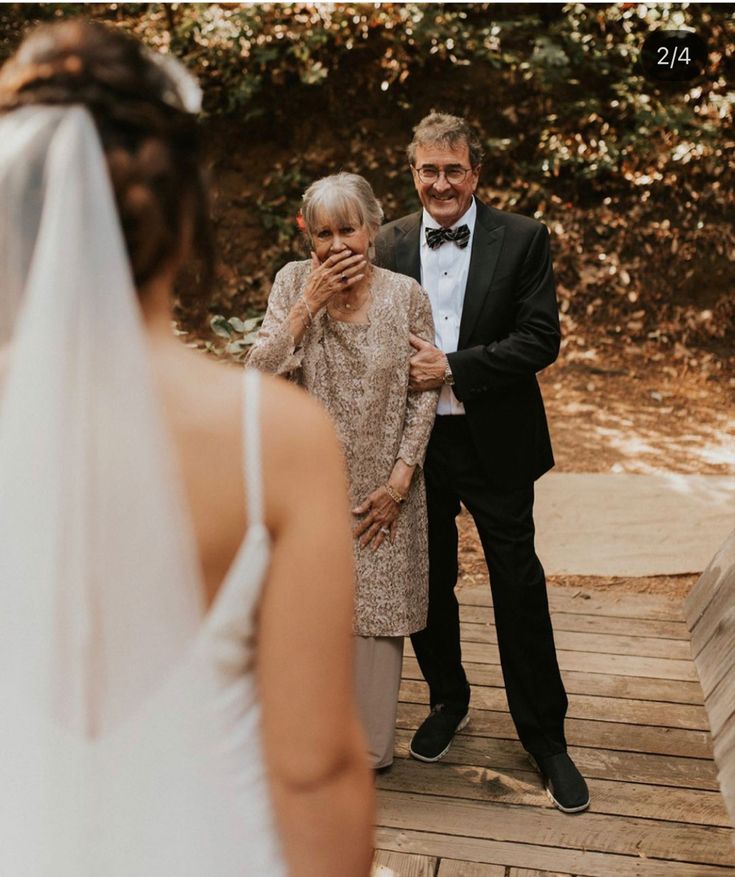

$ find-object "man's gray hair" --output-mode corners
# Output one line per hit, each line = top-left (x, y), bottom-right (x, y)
(301, 172), (384, 238)
(407, 112), (484, 168)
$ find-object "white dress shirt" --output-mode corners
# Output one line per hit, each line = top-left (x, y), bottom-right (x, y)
(419, 197), (477, 415)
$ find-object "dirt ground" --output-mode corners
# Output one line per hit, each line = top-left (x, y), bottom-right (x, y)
(457, 343), (734, 602)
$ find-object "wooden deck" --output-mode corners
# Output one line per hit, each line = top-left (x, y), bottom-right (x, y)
(373, 582), (735, 877)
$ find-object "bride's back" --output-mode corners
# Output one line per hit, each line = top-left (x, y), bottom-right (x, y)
(0, 19), (374, 877)
(147, 337), (321, 610)
(148, 342), (251, 609)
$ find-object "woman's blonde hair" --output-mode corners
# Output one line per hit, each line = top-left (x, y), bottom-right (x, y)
(302, 172), (383, 239)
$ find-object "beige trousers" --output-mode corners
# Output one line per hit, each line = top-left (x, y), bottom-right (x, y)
(354, 635), (405, 769)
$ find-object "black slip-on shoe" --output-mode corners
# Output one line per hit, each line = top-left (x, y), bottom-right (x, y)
(531, 752), (591, 813)
(409, 705), (469, 763)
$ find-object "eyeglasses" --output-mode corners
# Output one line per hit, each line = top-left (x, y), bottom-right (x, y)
(413, 165), (474, 184)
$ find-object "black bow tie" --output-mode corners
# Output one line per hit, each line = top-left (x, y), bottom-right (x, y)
(425, 224), (471, 250)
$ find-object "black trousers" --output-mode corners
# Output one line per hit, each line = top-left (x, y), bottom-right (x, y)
(411, 415), (568, 758)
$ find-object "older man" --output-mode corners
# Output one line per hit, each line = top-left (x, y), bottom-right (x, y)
(375, 112), (589, 812)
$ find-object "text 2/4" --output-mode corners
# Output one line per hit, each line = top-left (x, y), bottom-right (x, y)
(657, 45), (691, 69)
(640, 31), (707, 83)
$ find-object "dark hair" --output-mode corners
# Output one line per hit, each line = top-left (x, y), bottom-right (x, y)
(0, 19), (214, 297)
(407, 112), (484, 168)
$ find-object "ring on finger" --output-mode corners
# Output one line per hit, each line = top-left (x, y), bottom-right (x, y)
(339, 273), (348, 283)
(380, 526), (390, 534)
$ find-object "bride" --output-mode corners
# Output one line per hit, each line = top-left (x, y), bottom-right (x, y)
(0, 19), (373, 877)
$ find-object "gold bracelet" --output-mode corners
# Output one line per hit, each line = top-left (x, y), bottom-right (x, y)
(385, 483), (405, 504)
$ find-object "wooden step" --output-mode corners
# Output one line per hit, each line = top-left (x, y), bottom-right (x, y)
(377, 790), (733, 866)
(460, 605), (690, 640)
(377, 757), (731, 827)
(392, 730), (720, 791)
(402, 657), (704, 705)
(372, 849), (438, 876)
(459, 586), (684, 622)
(396, 702), (713, 759)
(376, 826), (733, 876)
(460, 620), (692, 660)
(398, 680), (710, 730)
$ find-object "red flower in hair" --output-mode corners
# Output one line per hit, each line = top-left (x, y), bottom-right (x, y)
(295, 212), (306, 231)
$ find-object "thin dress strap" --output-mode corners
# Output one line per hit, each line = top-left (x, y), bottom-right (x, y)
(242, 369), (264, 528)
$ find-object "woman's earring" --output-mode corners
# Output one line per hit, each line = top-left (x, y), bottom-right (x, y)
(368, 242), (376, 262)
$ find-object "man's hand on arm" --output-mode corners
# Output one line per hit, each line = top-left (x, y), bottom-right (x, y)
(409, 333), (449, 392)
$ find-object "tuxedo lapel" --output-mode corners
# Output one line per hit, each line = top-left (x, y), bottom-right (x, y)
(394, 212), (422, 283)
(458, 200), (505, 349)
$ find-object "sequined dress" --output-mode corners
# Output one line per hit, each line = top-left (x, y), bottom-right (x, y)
(249, 261), (438, 636)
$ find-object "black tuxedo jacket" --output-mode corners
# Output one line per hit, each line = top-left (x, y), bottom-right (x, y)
(374, 198), (560, 490)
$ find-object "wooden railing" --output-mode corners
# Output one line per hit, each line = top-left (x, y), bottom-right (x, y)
(685, 526), (735, 839)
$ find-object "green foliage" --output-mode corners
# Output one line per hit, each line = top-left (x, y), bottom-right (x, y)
(2, 3), (732, 362)
(172, 4), (733, 358)
(206, 313), (264, 360)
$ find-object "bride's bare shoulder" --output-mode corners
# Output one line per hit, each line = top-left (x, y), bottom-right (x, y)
(210, 366), (347, 534)
(258, 370), (338, 458)
(257, 371), (347, 534)
(161, 348), (339, 477)
(177, 352), (336, 452)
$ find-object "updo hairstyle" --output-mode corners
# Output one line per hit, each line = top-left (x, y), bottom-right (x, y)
(0, 19), (214, 296)
(301, 172), (384, 244)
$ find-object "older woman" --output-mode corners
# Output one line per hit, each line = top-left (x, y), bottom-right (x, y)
(249, 173), (438, 770)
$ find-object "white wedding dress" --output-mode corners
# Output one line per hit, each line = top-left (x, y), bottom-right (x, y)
(70, 368), (288, 876)
(0, 106), (287, 875)
(76, 368), (288, 876)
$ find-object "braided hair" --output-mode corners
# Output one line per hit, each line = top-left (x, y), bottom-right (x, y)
(0, 19), (214, 297)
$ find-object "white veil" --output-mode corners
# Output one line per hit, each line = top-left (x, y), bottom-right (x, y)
(0, 103), (219, 872)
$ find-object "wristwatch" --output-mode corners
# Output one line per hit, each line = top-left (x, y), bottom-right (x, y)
(443, 360), (455, 386)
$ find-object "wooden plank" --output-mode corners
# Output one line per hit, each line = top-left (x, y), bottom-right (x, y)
(685, 528), (735, 826)
(396, 702), (713, 759)
(376, 826), (735, 877)
(399, 680), (710, 730)
(533, 649), (698, 682)
(372, 849), (438, 876)
(508, 871), (572, 877)
(392, 730), (720, 791)
(684, 526), (735, 629)
(690, 553), (735, 657)
(713, 713), (735, 766)
(695, 610), (735, 698)
(455, 640), (698, 682)
(706, 672), (735, 738)
(694, 625), (728, 695)
(377, 757), (732, 827)
(460, 585), (684, 622)
(402, 657), (705, 705)
(460, 621), (692, 659)
(377, 790), (734, 865)
(713, 718), (735, 827)
(437, 861), (505, 876)
(461, 604), (690, 639)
